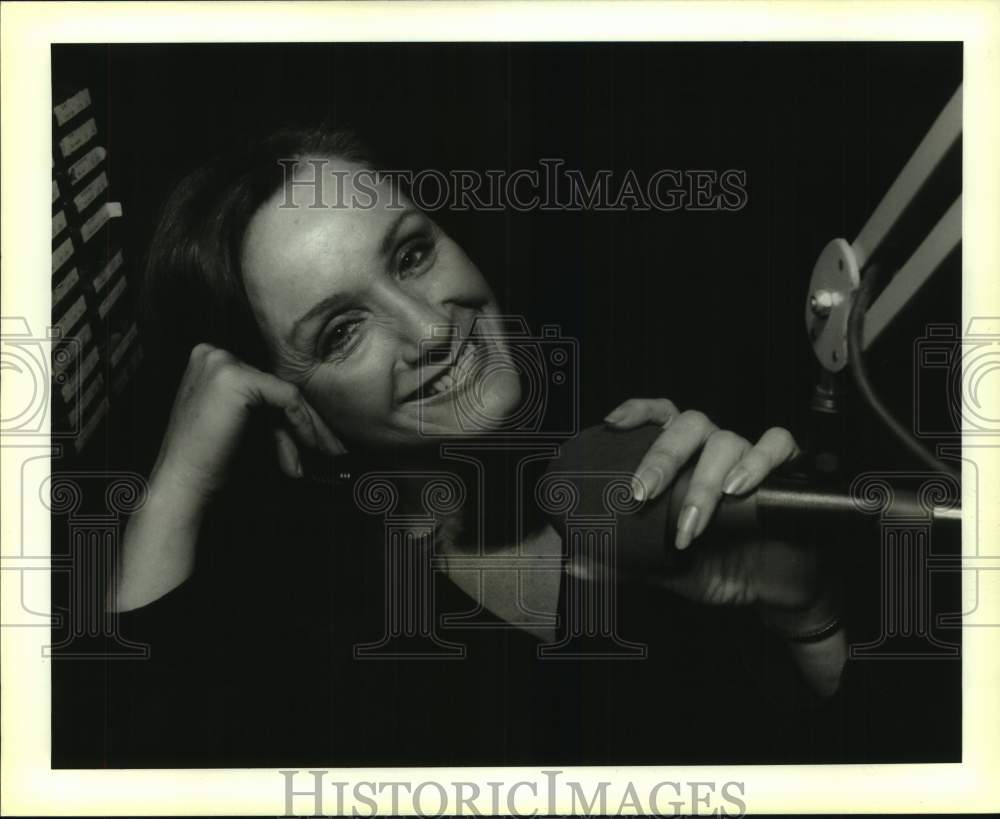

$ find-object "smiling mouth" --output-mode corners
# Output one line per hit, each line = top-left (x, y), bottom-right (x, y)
(402, 335), (483, 405)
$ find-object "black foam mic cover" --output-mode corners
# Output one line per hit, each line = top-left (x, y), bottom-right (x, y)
(540, 422), (690, 574)
(540, 423), (961, 579)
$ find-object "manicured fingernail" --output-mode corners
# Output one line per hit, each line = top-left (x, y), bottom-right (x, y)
(605, 409), (626, 425)
(633, 467), (661, 501)
(723, 466), (750, 495)
(695, 508), (711, 538)
(675, 504), (699, 550)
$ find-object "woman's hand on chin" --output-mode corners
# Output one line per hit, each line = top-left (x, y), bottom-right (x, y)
(112, 343), (345, 612)
(151, 343), (345, 510)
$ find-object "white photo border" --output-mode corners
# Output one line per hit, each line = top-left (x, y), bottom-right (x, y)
(2, 1), (998, 815)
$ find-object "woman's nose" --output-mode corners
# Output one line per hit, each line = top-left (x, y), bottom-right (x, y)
(392, 289), (456, 366)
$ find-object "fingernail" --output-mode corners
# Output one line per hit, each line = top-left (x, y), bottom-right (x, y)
(722, 466), (750, 495)
(295, 458), (304, 479)
(675, 505), (699, 550)
(633, 467), (661, 501)
(605, 409), (626, 425)
(695, 509), (711, 538)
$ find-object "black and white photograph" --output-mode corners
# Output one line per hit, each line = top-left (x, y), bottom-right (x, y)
(2, 2), (999, 816)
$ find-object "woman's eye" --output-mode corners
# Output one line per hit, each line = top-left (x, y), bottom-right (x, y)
(319, 319), (361, 358)
(397, 239), (434, 278)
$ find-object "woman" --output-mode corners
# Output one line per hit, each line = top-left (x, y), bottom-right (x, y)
(104, 126), (850, 766)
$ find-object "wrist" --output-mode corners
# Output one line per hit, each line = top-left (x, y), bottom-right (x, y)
(113, 467), (205, 613)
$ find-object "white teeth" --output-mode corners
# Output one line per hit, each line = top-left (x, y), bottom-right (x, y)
(454, 342), (477, 377)
(417, 340), (479, 400)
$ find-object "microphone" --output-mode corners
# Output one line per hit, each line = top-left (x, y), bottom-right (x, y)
(540, 424), (961, 574)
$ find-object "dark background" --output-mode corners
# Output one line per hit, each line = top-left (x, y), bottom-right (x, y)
(51, 41), (962, 467)
(50, 42), (963, 767)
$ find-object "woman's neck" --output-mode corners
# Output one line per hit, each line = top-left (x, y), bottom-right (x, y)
(358, 443), (563, 640)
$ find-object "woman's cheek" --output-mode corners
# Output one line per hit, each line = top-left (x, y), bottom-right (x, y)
(305, 366), (393, 442)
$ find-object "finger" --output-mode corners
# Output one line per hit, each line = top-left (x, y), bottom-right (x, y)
(677, 430), (751, 548)
(604, 397), (679, 429)
(273, 427), (303, 478)
(721, 426), (800, 496)
(301, 401), (346, 456)
(632, 409), (717, 502)
(230, 363), (345, 455)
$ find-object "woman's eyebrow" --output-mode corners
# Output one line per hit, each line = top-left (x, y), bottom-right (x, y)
(291, 292), (353, 341)
(378, 207), (420, 258)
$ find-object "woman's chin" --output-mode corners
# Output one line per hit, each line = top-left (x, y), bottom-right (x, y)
(454, 368), (524, 433)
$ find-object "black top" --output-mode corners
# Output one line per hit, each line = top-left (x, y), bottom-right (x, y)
(52, 463), (961, 769)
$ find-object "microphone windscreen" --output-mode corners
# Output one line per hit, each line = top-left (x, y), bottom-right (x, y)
(541, 423), (685, 574)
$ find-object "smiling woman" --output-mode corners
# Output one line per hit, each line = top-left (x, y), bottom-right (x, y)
(240, 152), (522, 448)
(90, 121), (850, 764)
(66, 96), (959, 768)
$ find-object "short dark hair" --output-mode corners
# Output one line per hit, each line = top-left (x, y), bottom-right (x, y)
(140, 126), (373, 377)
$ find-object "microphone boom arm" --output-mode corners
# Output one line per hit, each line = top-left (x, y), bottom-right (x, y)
(805, 84), (962, 373)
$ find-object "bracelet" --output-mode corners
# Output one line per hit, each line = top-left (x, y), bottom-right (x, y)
(776, 615), (843, 644)
(758, 590), (844, 643)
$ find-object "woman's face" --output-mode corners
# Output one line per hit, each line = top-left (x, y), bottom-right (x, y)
(241, 157), (522, 451)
